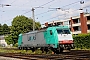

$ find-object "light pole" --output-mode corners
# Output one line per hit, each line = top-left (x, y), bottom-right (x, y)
(79, 1), (84, 14)
(32, 8), (35, 31)
(31, 7), (43, 31)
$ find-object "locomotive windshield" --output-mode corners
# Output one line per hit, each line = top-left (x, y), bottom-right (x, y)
(57, 29), (70, 34)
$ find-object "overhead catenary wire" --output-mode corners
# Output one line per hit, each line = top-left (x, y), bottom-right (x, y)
(32, 0), (55, 31)
(21, 0), (80, 17)
(22, 10), (31, 15)
(35, 10), (56, 16)
(43, 6), (90, 22)
(12, 0), (32, 8)
(1, 0), (79, 17)
(34, 0), (82, 17)
(1, 0), (55, 23)
(35, 1), (81, 21)
(5, 5), (89, 25)
(34, 1), (81, 24)
(0, 0), (56, 25)
(21, 0), (56, 16)
(48, 0), (81, 11)
(10, 0), (17, 4)
(22, 0), (55, 14)
(39, 0), (85, 22)
(38, 0), (55, 7)
(61, 0), (81, 8)
(17, 0), (32, 7)
(0, 0), (32, 15)
(2, 0), (89, 25)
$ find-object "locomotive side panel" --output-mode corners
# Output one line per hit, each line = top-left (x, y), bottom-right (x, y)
(21, 34), (28, 47)
(18, 34), (22, 47)
(44, 27), (58, 48)
(21, 31), (47, 47)
(35, 31), (47, 47)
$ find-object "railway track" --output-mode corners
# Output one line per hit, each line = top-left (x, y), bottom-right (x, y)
(0, 49), (90, 60)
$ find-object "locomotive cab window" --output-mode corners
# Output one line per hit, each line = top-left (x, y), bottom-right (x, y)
(64, 29), (70, 34)
(50, 30), (53, 35)
(56, 29), (63, 34)
(57, 29), (70, 34)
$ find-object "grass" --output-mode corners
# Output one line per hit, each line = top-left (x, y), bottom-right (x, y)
(0, 48), (32, 54)
(0, 47), (90, 54)
(0, 47), (52, 54)
(72, 47), (90, 50)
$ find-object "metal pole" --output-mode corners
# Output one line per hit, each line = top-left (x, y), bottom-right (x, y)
(32, 8), (35, 31)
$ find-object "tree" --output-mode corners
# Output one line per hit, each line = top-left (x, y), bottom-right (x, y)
(5, 34), (14, 45)
(11, 15), (41, 45)
(35, 22), (41, 30)
(0, 24), (10, 35)
(0, 24), (3, 35)
(2, 24), (10, 35)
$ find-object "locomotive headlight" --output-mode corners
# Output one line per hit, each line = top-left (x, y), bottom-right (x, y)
(63, 45), (64, 47)
(71, 44), (74, 47)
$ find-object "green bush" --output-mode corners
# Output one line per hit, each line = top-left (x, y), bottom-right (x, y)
(5, 35), (14, 45)
(73, 33), (90, 49)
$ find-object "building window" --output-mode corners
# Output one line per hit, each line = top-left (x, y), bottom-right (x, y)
(87, 24), (90, 30)
(57, 22), (63, 25)
(87, 16), (90, 20)
(73, 26), (80, 31)
(64, 21), (69, 25)
(73, 18), (79, 24)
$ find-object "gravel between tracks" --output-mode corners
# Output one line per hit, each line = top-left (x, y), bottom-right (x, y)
(0, 50), (90, 60)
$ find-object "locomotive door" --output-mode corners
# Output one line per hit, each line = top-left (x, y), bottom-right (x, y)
(46, 30), (54, 44)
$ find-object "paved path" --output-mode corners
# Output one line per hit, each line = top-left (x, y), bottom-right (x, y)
(0, 56), (25, 60)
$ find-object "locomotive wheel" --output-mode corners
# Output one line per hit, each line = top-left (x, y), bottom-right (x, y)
(58, 47), (61, 53)
(60, 48), (63, 53)
(52, 48), (57, 54)
(44, 47), (49, 54)
(52, 48), (61, 54)
(24, 47), (27, 50)
(52, 48), (63, 54)
(18, 47), (21, 50)
(40, 47), (44, 53)
(31, 48), (36, 53)
(22, 47), (24, 50)
(20, 47), (22, 50)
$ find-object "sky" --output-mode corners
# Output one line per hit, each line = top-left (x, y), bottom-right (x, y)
(0, 0), (90, 26)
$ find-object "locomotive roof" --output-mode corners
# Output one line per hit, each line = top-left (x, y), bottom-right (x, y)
(25, 29), (46, 34)
(20, 25), (69, 35)
(27, 31), (38, 34)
